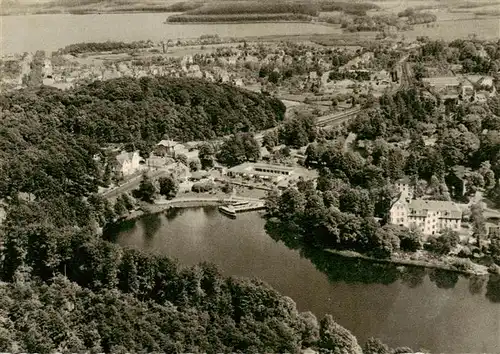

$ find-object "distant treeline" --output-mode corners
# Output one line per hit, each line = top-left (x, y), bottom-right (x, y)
(397, 8), (437, 24)
(318, 1), (379, 16)
(406, 12), (437, 25)
(163, 1), (205, 12)
(185, 1), (319, 16)
(329, 69), (371, 81)
(341, 14), (400, 32)
(167, 13), (313, 22)
(167, 1), (380, 21)
(59, 41), (153, 54)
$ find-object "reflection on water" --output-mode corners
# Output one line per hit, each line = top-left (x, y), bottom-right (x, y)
(142, 213), (163, 244)
(487, 275), (500, 303)
(106, 207), (500, 352)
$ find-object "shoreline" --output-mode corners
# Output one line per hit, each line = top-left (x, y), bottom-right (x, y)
(118, 200), (491, 277)
(123, 195), (264, 221)
(325, 249), (490, 277)
(165, 20), (317, 25)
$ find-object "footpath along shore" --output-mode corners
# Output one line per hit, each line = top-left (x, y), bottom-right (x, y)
(124, 195), (264, 220)
(326, 249), (490, 276)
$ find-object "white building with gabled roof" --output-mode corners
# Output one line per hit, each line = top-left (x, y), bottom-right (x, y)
(115, 151), (144, 177)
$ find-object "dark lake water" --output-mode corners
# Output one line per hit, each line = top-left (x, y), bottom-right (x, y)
(107, 207), (500, 352)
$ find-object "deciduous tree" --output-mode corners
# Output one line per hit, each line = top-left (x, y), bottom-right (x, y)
(158, 175), (178, 200)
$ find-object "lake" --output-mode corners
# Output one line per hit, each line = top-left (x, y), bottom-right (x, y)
(0, 13), (340, 55)
(108, 207), (500, 353)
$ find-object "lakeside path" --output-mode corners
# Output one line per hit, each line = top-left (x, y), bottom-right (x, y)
(124, 195), (264, 220)
(326, 249), (490, 277)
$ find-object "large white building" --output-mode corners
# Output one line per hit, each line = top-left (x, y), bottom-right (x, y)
(115, 151), (144, 177)
(390, 198), (462, 236)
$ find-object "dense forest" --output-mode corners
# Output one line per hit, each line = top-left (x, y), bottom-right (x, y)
(0, 218), (364, 353)
(0, 77), (408, 352)
(166, 1), (380, 23)
(59, 41), (153, 55)
(0, 77), (285, 203)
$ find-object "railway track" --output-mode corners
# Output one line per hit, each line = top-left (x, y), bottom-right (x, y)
(315, 107), (362, 127)
(400, 61), (412, 89)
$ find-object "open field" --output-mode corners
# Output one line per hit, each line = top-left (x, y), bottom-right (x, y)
(405, 17), (500, 41)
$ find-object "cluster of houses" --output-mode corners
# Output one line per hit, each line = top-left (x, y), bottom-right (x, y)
(113, 139), (200, 178)
(422, 75), (496, 103)
(31, 51), (249, 91)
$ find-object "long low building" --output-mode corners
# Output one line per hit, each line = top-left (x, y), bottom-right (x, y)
(227, 162), (317, 187)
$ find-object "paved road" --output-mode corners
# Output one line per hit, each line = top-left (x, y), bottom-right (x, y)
(155, 195), (263, 205)
(102, 168), (171, 199)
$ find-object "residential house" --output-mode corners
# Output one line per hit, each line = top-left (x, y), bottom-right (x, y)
(445, 166), (471, 199)
(189, 170), (211, 181)
(157, 140), (185, 156)
(309, 71), (318, 80)
(115, 151), (144, 177)
(390, 198), (462, 235)
(394, 176), (414, 201)
(212, 161), (227, 175)
(232, 78), (244, 87)
(474, 75), (495, 90)
(486, 222), (500, 237)
(170, 162), (190, 181)
(260, 147), (271, 161)
(42, 58), (53, 78)
(450, 64), (463, 73)
(146, 155), (166, 169)
(341, 52), (374, 70)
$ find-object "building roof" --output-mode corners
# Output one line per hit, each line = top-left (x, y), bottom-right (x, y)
(229, 162), (295, 174)
(467, 75), (493, 86)
(449, 165), (471, 179)
(260, 146), (271, 158)
(408, 199), (462, 219)
(157, 140), (178, 147)
(146, 156), (166, 166)
(422, 76), (462, 87)
(190, 170), (210, 180)
(396, 176), (412, 185)
(116, 151), (136, 165)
